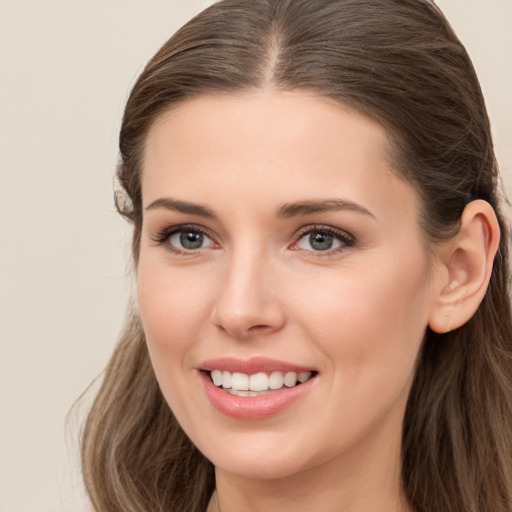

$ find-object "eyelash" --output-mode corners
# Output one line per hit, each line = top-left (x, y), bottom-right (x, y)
(292, 225), (355, 255)
(151, 224), (355, 256)
(150, 224), (215, 256)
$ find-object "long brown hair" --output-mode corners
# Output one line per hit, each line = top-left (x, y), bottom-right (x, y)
(81, 1), (512, 510)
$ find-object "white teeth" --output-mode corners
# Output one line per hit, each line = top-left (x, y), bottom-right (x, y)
(283, 371), (298, 387)
(222, 371), (232, 389)
(249, 372), (269, 391)
(227, 389), (261, 397)
(298, 371), (311, 383)
(231, 372), (249, 391)
(210, 369), (314, 392)
(269, 371), (284, 389)
(211, 369), (222, 386)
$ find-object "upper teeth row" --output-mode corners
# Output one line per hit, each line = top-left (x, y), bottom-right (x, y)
(210, 370), (312, 391)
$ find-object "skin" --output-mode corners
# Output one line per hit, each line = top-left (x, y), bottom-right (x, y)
(136, 91), (447, 512)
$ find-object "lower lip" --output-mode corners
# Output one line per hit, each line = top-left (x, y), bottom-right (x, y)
(200, 371), (317, 420)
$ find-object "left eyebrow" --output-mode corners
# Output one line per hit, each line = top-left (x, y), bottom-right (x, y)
(144, 197), (217, 218)
(276, 199), (375, 219)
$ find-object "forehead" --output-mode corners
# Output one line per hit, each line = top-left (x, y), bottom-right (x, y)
(145, 91), (391, 165)
(141, 91), (418, 223)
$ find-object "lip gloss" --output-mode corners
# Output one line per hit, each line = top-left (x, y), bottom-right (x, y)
(199, 370), (317, 420)
(200, 356), (315, 374)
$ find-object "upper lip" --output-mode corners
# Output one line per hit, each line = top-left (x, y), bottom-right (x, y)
(200, 357), (316, 374)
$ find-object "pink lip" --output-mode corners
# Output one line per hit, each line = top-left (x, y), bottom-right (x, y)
(199, 368), (318, 421)
(200, 356), (315, 374)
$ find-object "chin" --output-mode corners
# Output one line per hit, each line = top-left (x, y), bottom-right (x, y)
(213, 453), (308, 481)
(196, 430), (324, 481)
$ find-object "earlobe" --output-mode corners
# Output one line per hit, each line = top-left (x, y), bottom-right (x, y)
(428, 200), (500, 334)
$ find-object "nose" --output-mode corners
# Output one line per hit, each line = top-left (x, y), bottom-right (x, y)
(210, 248), (286, 340)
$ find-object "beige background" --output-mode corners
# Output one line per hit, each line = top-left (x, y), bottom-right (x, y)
(0, 1), (510, 511)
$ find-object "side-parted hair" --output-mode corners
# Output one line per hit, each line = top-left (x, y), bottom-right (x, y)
(80, 1), (512, 511)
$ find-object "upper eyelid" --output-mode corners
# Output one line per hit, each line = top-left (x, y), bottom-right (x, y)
(153, 223), (214, 239)
(294, 224), (354, 240)
(290, 224), (356, 251)
(150, 223), (355, 249)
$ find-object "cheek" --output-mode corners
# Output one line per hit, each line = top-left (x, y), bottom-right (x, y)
(136, 259), (216, 372)
(136, 260), (215, 424)
(291, 253), (431, 379)
(283, 256), (431, 451)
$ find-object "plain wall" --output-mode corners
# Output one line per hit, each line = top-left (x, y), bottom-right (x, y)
(0, 1), (510, 511)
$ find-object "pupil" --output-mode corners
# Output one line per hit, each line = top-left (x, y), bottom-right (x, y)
(310, 232), (333, 251)
(180, 231), (203, 249)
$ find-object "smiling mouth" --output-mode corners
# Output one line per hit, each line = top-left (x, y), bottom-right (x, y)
(207, 369), (317, 397)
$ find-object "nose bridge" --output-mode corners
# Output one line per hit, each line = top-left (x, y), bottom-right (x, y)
(211, 240), (284, 338)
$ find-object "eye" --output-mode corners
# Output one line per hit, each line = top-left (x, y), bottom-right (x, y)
(170, 230), (211, 250)
(293, 227), (354, 253)
(152, 225), (216, 254)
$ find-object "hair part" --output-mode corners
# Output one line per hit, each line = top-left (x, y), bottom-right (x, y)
(82, 1), (512, 511)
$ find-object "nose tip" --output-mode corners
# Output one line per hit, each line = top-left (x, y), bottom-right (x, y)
(212, 309), (283, 339)
(211, 292), (286, 338)
(210, 262), (285, 340)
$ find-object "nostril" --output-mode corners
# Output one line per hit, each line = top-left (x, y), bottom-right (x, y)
(248, 324), (272, 332)
(210, 296), (286, 338)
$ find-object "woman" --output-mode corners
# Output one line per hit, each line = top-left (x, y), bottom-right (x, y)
(80, 0), (512, 511)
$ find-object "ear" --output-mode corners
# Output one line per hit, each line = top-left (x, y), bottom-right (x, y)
(428, 200), (500, 334)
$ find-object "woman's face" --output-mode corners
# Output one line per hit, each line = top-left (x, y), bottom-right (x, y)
(137, 91), (442, 481)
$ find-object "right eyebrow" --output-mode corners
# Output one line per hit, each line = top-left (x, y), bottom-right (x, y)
(276, 198), (375, 219)
(144, 198), (217, 219)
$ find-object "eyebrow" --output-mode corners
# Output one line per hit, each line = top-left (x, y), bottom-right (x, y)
(145, 198), (217, 218)
(276, 199), (375, 219)
(144, 197), (374, 220)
